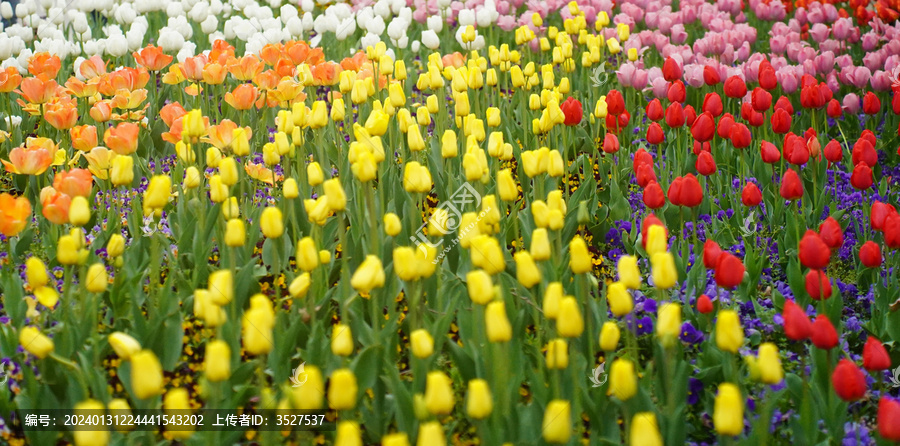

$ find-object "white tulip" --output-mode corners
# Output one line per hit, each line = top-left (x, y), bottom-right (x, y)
(200, 16), (217, 34)
(421, 29), (440, 50)
(280, 4), (298, 23)
(411, 40), (420, 53)
(426, 15), (442, 32)
(286, 16), (304, 37)
(367, 16), (385, 36)
(0, 3), (11, 20)
(373, 0), (390, 19)
(458, 9), (475, 26)
(336, 17), (355, 41)
(157, 27), (185, 52)
(300, 0), (314, 13)
(387, 18), (407, 41)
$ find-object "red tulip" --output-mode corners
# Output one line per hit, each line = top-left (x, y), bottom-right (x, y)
(760, 141), (782, 164)
(714, 252), (745, 288)
(684, 105), (697, 126)
(602, 133), (620, 154)
(864, 337), (891, 371)
(667, 176), (684, 206)
(771, 108), (792, 134)
(633, 148), (653, 173)
(818, 217), (844, 249)
(852, 139), (877, 167)
(780, 169), (804, 201)
(861, 129), (877, 148)
(863, 91), (881, 115)
(643, 181), (666, 209)
(871, 201), (897, 232)
(647, 122), (665, 145)
(799, 230), (831, 270)
(606, 89), (625, 116)
(878, 398), (900, 441)
(893, 93), (900, 115)
(606, 111), (631, 134)
(560, 97), (583, 126)
(692, 140), (711, 155)
(785, 134), (810, 165)
(811, 315), (839, 350)
(823, 139), (842, 163)
(730, 123), (752, 149)
(665, 102), (685, 128)
(636, 163), (657, 188)
(667, 80), (686, 103)
(751, 87), (772, 112)
(646, 98), (664, 121)
(703, 239), (723, 269)
(695, 151), (716, 176)
(805, 269), (832, 300)
(850, 163), (873, 190)
(774, 96), (794, 115)
(742, 183), (762, 206)
(859, 241), (882, 268)
(689, 112), (715, 143)
(724, 76), (747, 98)
(697, 294), (714, 314)
(702, 93), (723, 117)
(759, 62), (778, 91)
(832, 359), (867, 402)
(663, 56), (682, 81)
(716, 113), (734, 139)
(782, 299), (812, 341)
(679, 174), (703, 207)
(703, 65), (720, 85)
(886, 214), (900, 249)
(826, 99), (842, 118)
(800, 83), (826, 109)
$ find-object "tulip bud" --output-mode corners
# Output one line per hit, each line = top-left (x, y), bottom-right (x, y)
(289, 365), (324, 409)
(307, 162), (324, 186)
(630, 413), (663, 446)
(383, 213), (401, 236)
(84, 263), (107, 293)
(410, 329), (434, 359)
(514, 251), (542, 288)
(143, 175), (171, 210)
(204, 340), (231, 382)
(558, 296), (584, 337)
(715, 310), (744, 354)
(107, 234), (125, 258)
(108, 332), (141, 360)
(224, 219), (245, 247)
(546, 338), (569, 369)
(328, 369), (358, 409)
(26, 257), (49, 288)
(111, 155), (134, 186)
(57, 235), (80, 265)
(331, 324), (354, 356)
(530, 228), (551, 261)
(69, 196), (90, 226)
(485, 300), (512, 342)
(466, 270), (494, 305)
(19, 326), (54, 359)
(288, 273), (311, 298)
(599, 321), (621, 351)
(424, 371), (455, 415)
(713, 383), (743, 436)
(607, 281), (633, 316)
(208, 270), (233, 305)
(542, 400), (571, 444)
(417, 421), (445, 445)
(323, 179), (347, 211)
(757, 342), (783, 384)
(609, 358), (637, 400)
(656, 302), (681, 348)
(650, 252), (677, 289)
(130, 350), (164, 399)
(260, 206), (284, 238)
(617, 255), (641, 289)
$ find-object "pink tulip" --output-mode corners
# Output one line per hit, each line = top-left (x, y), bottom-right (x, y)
(862, 33), (880, 52)
(815, 52), (835, 75)
(843, 93), (860, 114)
(810, 23), (830, 43)
(871, 71), (892, 91)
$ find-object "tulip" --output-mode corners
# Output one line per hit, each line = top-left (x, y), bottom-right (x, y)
(382, 433), (410, 446)
(514, 251), (542, 288)
(811, 315), (839, 350)
(656, 302), (681, 347)
(334, 421), (361, 446)
(805, 270), (832, 300)
(0, 193), (31, 237)
(331, 324), (354, 357)
(601, 133), (619, 154)
(542, 400), (571, 444)
(108, 332), (141, 360)
(204, 340), (231, 382)
(651, 252), (677, 289)
(714, 383), (744, 436)
(416, 422), (445, 446)
(350, 255), (385, 293)
(832, 359), (866, 401)
(863, 337), (891, 371)
(560, 97), (583, 125)
(72, 399), (110, 445)
(84, 263), (107, 293)
(714, 253), (745, 289)
(224, 219), (246, 247)
(716, 310), (744, 353)
(607, 282), (633, 316)
(779, 169), (803, 201)
(667, 80), (686, 103)
(859, 241), (883, 268)
(630, 412), (663, 446)
(328, 369), (358, 409)
(690, 112), (715, 142)
(741, 183), (762, 207)
(208, 270), (233, 305)
(616, 255), (641, 290)
(850, 163), (873, 190)
(646, 98), (664, 121)
(798, 230), (830, 270)
(485, 301), (512, 342)
(545, 338), (568, 369)
(410, 329), (434, 359)
(242, 295), (274, 355)
(466, 379), (493, 419)
(130, 350), (163, 399)
(323, 179), (347, 211)
(697, 295), (714, 314)
(19, 326), (54, 359)
(424, 371), (454, 415)
(542, 282), (563, 319)
(665, 102), (684, 128)
(879, 398), (900, 441)
(466, 270), (494, 305)
(645, 224), (668, 256)
(643, 181), (665, 209)
(696, 151), (716, 176)
(609, 358), (637, 400)
(557, 296), (584, 338)
(782, 300), (812, 341)
(259, 206), (284, 239)
(289, 364), (324, 410)
(26, 256), (49, 288)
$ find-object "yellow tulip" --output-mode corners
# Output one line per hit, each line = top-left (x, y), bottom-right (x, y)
(84, 263), (107, 293)
(225, 219), (245, 247)
(617, 255), (641, 290)
(714, 383), (743, 436)
(606, 281), (633, 316)
(715, 310), (744, 354)
(289, 365), (324, 410)
(485, 301), (512, 342)
(108, 332), (141, 360)
(410, 329), (434, 359)
(656, 302), (682, 348)
(260, 206), (284, 238)
(331, 324), (354, 356)
(545, 338), (568, 369)
(466, 270), (494, 304)
(542, 400), (571, 444)
(383, 213), (402, 236)
(630, 413), (663, 446)
(110, 154), (134, 186)
(143, 175), (171, 210)
(382, 433), (410, 446)
(323, 178), (347, 211)
(19, 326), (54, 359)
(208, 270), (233, 305)
(569, 235), (592, 273)
(204, 340), (231, 382)
(335, 421), (362, 446)
(556, 296), (583, 337)
(757, 342), (784, 384)
(351, 255), (386, 293)
(69, 196), (90, 226)
(425, 371), (455, 415)
(466, 379), (493, 419)
(328, 369), (358, 410)
(307, 162), (324, 186)
(514, 251), (542, 288)
(130, 350), (163, 399)
(650, 252), (677, 289)
(608, 358), (637, 400)
(25, 257), (49, 288)
(73, 399), (109, 446)
(599, 321), (621, 351)
(645, 225), (667, 256)
(543, 282), (563, 319)
(416, 421), (445, 446)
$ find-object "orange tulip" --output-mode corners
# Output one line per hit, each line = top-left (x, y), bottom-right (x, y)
(40, 186), (71, 225)
(28, 53), (61, 79)
(340, 51), (368, 72)
(17, 76), (59, 104)
(181, 55), (208, 82)
(64, 78), (99, 98)
(245, 162), (283, 184)
(53, 168), (93, 198)
(312, 62), (341, 86)
(78, 55), (107, 80)
(442, 52), (467, 68)
(0, 67), (23, 93)
(2, 142), (54, 175)
(69, 125), (98, 152)
(224, 84), (259, 111)
(259, 44), (283, 66)
(111, 88), (148, 110)
(44, 101), (78, 130)
(252, 70), (279, 90)
(0, 193), (31, 237)
(161, 64), (186, 85)
(161, 118), (184, 145)
(268, 79), (304, 106)
(226, 55), (264, 81)
(208, 39), (236, 65)
(99, 67), (150, 96)
(284, 41), (310, 65)
(202, 62), (227, 85)
(104, 122), (140, 155)
(90, 100), (113, 122)
(159, 102), (187, 127)
(203, 119), (251, 151)
(133, 45), (173, 71)
(274, 58), (297, 79)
